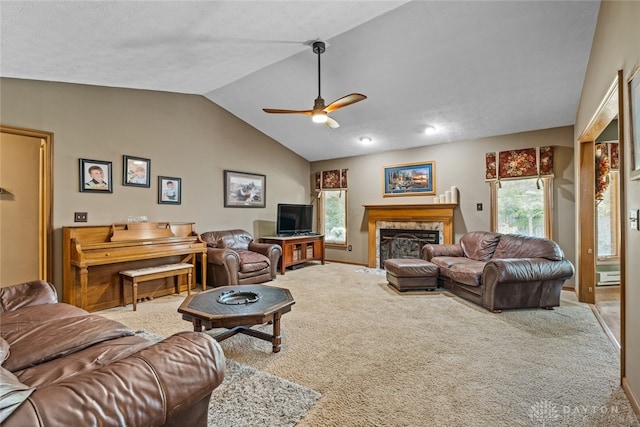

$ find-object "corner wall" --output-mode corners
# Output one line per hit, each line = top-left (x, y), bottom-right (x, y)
(0, 78), (311, 292)
(574, 0), (640, 412)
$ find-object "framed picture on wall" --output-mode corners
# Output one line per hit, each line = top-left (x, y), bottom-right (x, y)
(382, 161), (435, 197)
(158, 176), (181, 204)
(123, 155), (151, 187)
(224, 170), (266, 208)
(79, 158), (112, 193)
(629, 65), (640, 180)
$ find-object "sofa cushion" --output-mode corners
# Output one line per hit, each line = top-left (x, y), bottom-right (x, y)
(1, 306), (134, 372)
(0, 338), (9, 365)
(13, 335), (153, 388)
(446, 260), (487, 287)
(237, 250), (270, 273)
(492, 234), (565, 261)
(460, 231), (501, 261)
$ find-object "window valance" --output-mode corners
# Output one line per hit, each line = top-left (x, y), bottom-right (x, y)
(485, 146), (554, 181)
(595, 142), (618, 201)
(315, 169), (348, 190)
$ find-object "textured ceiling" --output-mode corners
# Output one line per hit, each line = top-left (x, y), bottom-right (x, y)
(1, 1), (600, 161)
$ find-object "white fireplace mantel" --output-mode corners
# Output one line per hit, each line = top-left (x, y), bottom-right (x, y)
(363, 204), (456, 268)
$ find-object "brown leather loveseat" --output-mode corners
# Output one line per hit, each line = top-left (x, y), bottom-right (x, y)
(200, 229), (282, 287)
(0, 280), (225, 426)
(423, 231), (575, 312)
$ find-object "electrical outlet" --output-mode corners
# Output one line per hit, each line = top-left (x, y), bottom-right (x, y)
(348, 245), (352, 251)
(476, 203), (483, 211)
(74, 212), (88, 222)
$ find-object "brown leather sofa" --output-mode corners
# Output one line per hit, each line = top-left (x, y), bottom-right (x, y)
(0, 280), (225, 426)
(423, 231), (575, 312)
(200, 229), (282, 287)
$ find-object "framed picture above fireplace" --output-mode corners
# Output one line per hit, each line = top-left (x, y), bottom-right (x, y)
(383, 161), (435, 197)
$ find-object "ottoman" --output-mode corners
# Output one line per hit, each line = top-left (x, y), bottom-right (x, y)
(384, 258), (439, 292)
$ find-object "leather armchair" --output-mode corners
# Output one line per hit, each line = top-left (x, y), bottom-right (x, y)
(200, 229), (282, 287)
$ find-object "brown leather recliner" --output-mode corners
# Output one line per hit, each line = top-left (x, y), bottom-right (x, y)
(200, 229), (282, 287)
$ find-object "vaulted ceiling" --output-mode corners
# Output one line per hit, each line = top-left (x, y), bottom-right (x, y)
(1, 1), (600, 161)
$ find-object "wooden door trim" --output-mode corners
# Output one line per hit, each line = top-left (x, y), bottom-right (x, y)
(0, 125), (53, 282)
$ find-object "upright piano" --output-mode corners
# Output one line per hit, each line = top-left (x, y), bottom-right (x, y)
(63, 222), (207, 312)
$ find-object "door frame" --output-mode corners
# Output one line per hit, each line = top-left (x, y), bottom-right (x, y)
(0, 125), (53, 282)
(576, 71), (626, 379)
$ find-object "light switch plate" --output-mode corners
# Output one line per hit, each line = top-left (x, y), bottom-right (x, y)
(630, 209), (639, 230)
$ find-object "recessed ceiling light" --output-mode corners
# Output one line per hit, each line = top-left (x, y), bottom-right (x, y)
(359, 136), (373, 144)
(424, 125), (436, 135)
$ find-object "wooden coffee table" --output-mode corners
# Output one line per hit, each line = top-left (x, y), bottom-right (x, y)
(178, 284), (295, 353)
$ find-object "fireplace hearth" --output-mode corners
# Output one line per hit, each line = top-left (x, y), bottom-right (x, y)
(379, 229), (439, 268)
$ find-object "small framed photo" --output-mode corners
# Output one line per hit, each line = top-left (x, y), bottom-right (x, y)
(383, 161), (436, 197)
(123, 155), (151, 187)
(80, 158), (112, 193)
(224, 170), (266, 208)
(158, 176), (181, 204)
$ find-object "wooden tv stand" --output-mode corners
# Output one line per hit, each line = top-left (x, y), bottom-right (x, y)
(260, 235), (325, 275)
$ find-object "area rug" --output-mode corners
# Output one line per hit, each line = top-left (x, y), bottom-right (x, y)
(134, 331), (320, 427)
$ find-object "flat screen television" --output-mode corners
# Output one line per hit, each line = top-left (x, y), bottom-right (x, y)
(276, 203), (314, 236)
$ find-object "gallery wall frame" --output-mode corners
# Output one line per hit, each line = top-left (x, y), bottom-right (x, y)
(80, 158), (112, 193)
(123, 155), (151, 187)
(158, 176), (181, 204)
(224, 170), (266, 208)
(382, 161), (435, 197)
(629, 65), (640, 180)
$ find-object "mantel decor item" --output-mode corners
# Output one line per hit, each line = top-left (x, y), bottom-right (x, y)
(79, 158), (112, 193)
(158, 176), (181, 204)
(123, 155), (151, 188)
(629, 65), (640, 180)
(383, 161), (435, 197)
(224, 170), (266, 208)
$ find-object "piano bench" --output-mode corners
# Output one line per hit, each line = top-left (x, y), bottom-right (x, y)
(119, 263), (194, 311)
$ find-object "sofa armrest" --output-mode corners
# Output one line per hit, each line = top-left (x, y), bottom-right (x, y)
(207, 247), (240, 266)
(0, 280), (58, 314)
(482, 258), (575, 285)
(248, 241), (282, 260)
(4, 332), (225, 427)
(422, 244), (464, 261)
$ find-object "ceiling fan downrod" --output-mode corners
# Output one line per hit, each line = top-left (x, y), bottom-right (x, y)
(312, 41), (325, 99)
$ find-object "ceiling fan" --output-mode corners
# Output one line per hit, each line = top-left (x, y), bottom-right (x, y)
(263, 41), (367, 129)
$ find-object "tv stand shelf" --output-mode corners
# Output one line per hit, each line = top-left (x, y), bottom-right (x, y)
(260, 235), (325, 275)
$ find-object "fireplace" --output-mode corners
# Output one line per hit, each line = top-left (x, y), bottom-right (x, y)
(379, 229), (439, 268)
(364, 204), (456, 268)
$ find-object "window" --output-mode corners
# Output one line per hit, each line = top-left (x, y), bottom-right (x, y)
(596, 170), (620, 258)
(319, 190), (347, 246)
(490, 177), (552, 238)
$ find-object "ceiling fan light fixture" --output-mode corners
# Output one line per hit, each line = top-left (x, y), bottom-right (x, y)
(359, 136), (373, 144)
(312, 112), (328, 123)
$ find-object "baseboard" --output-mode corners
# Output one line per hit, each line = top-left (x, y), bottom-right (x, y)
(622, 377), (640, 419)
(325, 259), (368, 267)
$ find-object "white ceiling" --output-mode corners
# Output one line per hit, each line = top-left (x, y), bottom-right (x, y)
(1, 1), (600, 162)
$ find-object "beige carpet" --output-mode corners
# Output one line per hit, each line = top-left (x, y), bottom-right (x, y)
(101, 262), (639, 426)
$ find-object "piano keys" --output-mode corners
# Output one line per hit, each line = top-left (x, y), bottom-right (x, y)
(63, 222), (207, 312)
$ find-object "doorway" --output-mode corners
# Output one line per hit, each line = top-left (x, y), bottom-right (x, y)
(0, 125), (53, 286)
(577, 71), (626, 379)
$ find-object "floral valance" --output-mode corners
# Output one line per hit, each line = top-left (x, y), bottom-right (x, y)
(315, 169), (348, 190)
(485, 146), (554, 181)
(595, 142), (619, 201)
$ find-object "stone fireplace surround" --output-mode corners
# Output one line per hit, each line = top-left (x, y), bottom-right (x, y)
(363, 204), (456, 269)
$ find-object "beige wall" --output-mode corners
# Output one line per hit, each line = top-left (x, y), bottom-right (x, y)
(574, 0), (640, 410)
(312, 126), (576, 282)
(0, 78), (311, 291)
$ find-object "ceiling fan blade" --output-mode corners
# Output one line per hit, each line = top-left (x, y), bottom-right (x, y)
(324, 93), (367, 113)
(263, 108), (313, 115)
(325, 116), (340, 129)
